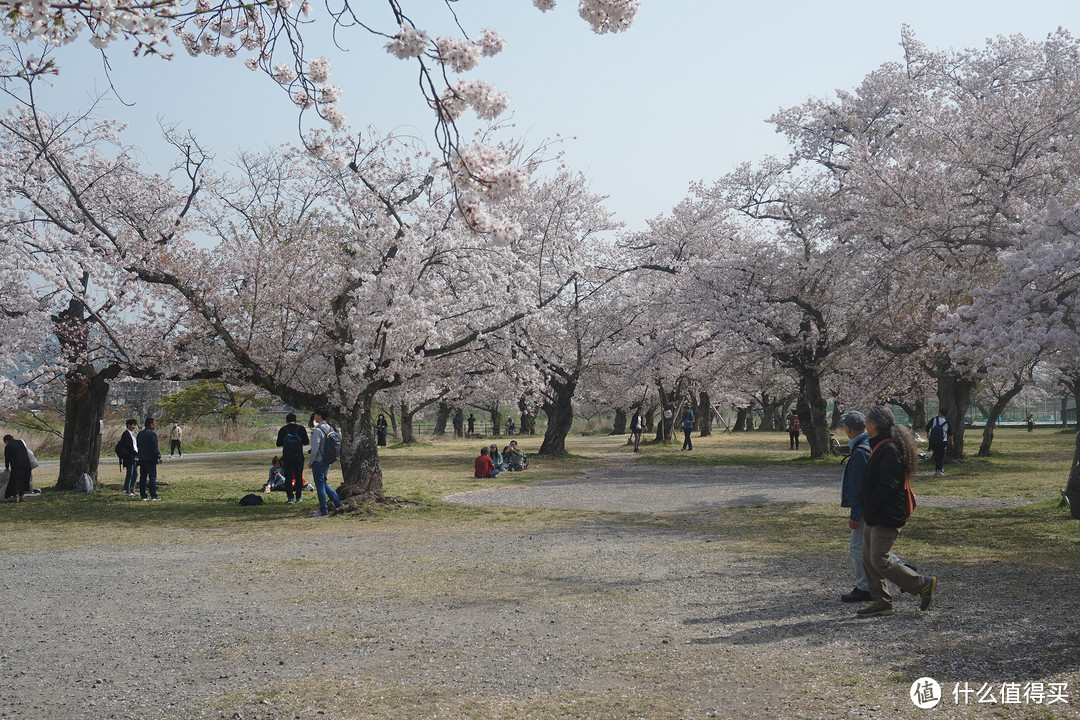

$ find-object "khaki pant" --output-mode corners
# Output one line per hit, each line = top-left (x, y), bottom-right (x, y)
(861, 524), (925, 602)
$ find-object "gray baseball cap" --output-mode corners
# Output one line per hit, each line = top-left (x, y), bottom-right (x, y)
(840, 410), (866, 429)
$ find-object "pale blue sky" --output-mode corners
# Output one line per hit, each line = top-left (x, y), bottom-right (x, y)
(21, 0), (1080, 230)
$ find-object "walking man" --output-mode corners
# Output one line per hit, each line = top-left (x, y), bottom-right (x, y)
(169, 421), (183, 457)
(788, 411), (801, 450)
(680, 403), (695, 451)
(276, 412), (309, 504)
(136, 417), (162, 501)
(925, 409), (952, 476)
(308, 408), (343, 517)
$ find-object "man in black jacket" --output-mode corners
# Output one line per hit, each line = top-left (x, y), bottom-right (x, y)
(276, 413), (310, 504)
(136, 417), (162, 501)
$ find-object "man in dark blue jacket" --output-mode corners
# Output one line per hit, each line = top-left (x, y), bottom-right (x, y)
(136, 417), (163, 501)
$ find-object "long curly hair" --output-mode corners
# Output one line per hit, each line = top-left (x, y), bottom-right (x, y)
(866, 405), (918, 477)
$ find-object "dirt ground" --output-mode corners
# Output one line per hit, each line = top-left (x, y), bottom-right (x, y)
(0, 466), (1075, 720)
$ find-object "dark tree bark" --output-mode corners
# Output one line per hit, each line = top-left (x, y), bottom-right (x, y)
(487, 404), (502, 437)
(433, 401), (450, 436)
(57, 367), (118, 490)
(698, 391), (713, 437)
(399, 402), (416, 445)
(977, 374), (1028, 457)
(830, 401), (843, 430)
(611, 407), (627, 435)
(335, 392), (384, 501)
(933, 367), (976, 461)
(796, 372), (830, 459)
(734, 406), (751, 432)
(388, 405), (399, 440)
(539, 377), (576, 455)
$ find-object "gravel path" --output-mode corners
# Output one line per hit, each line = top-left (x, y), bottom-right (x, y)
(0, 466), (1067, 720)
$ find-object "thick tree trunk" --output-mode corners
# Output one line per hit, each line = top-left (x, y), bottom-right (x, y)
(399, 401), (416, 445)
(977, 377), (1026, 457)
(432, 401), (450, 436)
(337, 399), (384, 500)
(734, 406), (750, 432)
(488, 405), (502, 437)
(57, 368), (114, 490)
(830, 401), (843, 430)
(644, 409), (655, 434)
(539, 378), (576, 455)
(611, 407), (627, 435)
(796, 373), (830, 459)
(935, 369), (976, 461)
(698, 391), (713, 437)
(1064, 396), (1071, 428)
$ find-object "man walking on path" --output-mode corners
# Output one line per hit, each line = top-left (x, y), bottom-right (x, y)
(680, 404), (695, 451)
(925, 409), (952, 476)
(169, 421), (183, 457)
(137, 417), (162, 501)
(276, 412), (309, 504)
(308, 408), (343, 517)
(787, 412), (801, 450)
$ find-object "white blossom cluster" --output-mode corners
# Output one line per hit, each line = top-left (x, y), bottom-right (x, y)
(577, 0), (640, 34)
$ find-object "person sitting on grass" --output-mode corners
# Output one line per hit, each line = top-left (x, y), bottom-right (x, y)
(263, 456), (287, 493)
(506, 440), (528, 471)
(474, 447), (499, 478)
(489, 444), (505, 471)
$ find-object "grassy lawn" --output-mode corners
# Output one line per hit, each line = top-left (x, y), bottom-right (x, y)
(3, 426), (1077, 562)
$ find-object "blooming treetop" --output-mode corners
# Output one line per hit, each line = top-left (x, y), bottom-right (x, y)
(0, 1), (640, 240)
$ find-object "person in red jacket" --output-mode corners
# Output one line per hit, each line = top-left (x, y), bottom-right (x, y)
(474, 447), (499, 478)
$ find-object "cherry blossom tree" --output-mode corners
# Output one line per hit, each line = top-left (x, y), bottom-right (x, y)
(0, 59), (205, 488)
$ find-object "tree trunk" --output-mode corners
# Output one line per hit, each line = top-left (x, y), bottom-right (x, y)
(611, 407), (627, 435)
(488, 405), (502, 437)
(830, 401), (842, 430)
(337, 398), (384, 500)
(698, 391), (713, 437)
(1064, 395), (1071, 428)
(935, 369), (976, 461)
(57, 368), (114, 490)
(734, 406), (750, 432)
(400, 401), (416, 445)
(433, 401), (450, 436)
(796, 372), (830, 459)
(644, 409), (655, 433)
(388, 405), (399, 440)
(977, 376), (1026, 457)
(539, 377), (576, 455)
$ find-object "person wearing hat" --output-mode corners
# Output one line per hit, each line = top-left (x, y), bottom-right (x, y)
(838, 410), (912, 603)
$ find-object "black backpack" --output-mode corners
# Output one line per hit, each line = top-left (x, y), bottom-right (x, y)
(928, 417), (948, 444)
(281, 428), (304, 459)
(239, 493), (264, 506)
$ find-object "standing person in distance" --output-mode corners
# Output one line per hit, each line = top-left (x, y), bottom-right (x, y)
(925, 409), (952, 477)
(119, 418), (140, 496)
(136, 417), (163, 501)
(275, 412), (309, 504)
(630, 406), (646, 453)
(680, 402), (695, 451)
(376, 414), (388, 447)
(169, 421), (183, 458)
(2, 434), (33, 503)
(857, 405), (938, 617)
(787, 411), (801, 450)
(308, 408), (343, 517)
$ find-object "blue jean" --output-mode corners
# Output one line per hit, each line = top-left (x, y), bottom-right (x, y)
(849, 520), (900, 591)
(124, 461), (139, 493)
(312, 461), (340, 514)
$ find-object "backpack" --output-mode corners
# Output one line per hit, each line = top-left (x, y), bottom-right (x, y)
(281, 427), (304, 459)
(929, 417), (948, 444)
(75, 472), (94, 493)
(114, 438), (125, 461)
(239, 493), (264, 506)
(791, 416), (800, 432)
(321, 427), (342, 464)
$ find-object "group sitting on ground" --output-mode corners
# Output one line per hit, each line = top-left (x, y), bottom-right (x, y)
(475, 441), (529, 477)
